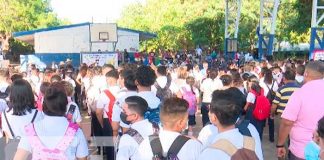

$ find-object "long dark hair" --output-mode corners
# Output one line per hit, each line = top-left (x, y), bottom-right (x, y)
(248, 75), (262, 95)
(261, 68), (273, 85)
(9, 79), (36, 116)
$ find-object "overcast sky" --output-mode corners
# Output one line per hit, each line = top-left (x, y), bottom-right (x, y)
(51, 0), (145, 24)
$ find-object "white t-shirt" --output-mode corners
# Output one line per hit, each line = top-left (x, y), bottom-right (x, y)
(196, 48), (202, 56)
(200, 78), (223, 103)
(2, 109), (43, 139)
(198, 128), (263, 160)
(136, 130), (203, 160)
(152, 76), (179, 95)
(112, 91), (138, 128)
(18, 115), (88, 159)
(0, 82), (9, 138)
(96, 86), (121, 118)
(117, 119), (155, 160)
(137, 91), (160, 110)
(260, 79), (279, 96)
(64, 77), (76, 88)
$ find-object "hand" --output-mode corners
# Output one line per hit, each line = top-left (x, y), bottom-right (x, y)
(277, 147), (286, 158)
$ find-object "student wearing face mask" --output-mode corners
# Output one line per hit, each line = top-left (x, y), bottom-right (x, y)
(136, 97), (203, 160)
(116, 96), (158, 160)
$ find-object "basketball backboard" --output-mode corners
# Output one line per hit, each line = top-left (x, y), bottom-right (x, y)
(90, 23), (117, 42)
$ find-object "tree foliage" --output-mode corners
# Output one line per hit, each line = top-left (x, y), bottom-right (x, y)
(0, 0), (65, 60)
(118, 0), (312, 53)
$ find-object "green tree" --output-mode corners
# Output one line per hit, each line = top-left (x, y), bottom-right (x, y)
(0, 0), (64, 61)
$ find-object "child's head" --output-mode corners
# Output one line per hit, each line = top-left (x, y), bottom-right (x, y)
(186, 76), (195, 86)
(135, 65), (156, 87)
(105, 69), (119, 85)
(210, 88), (245, 128)
(40, 82), (50, 95)
(317, 116), (324, 151)
(121, 96), (148, 124)
(160, 97), (188, 132)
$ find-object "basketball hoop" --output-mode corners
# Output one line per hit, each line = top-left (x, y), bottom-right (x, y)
(99, 32), (109, 42)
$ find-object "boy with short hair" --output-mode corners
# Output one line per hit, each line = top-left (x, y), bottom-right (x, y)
(199, 89), (263, 160)
(135, 66), (160, 124)
(136, 97), (203, 160)
(96, 69), (120, 160)
(116, 96), (158, 160)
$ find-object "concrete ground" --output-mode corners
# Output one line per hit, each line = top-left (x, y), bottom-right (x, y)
(80, 111), (278, 160)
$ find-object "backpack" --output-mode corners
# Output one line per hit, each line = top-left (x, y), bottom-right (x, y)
(251, 89), (271, 121)
(25, 122), (79, 160)
(124, 122), (160, 144)
(104, 89), (116, 123)
(210, 136), (258, 160)
(145, 107), (160, 124)
(266, 82), (276, 103)
(182, 87), (197, 115)
(154, 78), (173, 102)
(235, 117), (252, 137)
(4, 110), (38, 160)
(150, 135), (190, 160)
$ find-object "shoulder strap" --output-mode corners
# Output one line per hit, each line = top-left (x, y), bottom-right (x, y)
(56, 122), (79, 151)
(104, 89), (116, 123)
(149, 134), (163, 159)
(242, 136), (255, 151)
(210, 139), (238, 157)
(3, 111), (15, 138)
(167, 135), (190, 157)
(31, 110), (38, 123)
(235, 118), (252, 137)
(152, 122), (160, 134)
(125, 128), (144, 145)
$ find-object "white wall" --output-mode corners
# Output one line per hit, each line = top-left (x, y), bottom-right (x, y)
(34, 25), (90, 53)
(34, 25), (140, 53)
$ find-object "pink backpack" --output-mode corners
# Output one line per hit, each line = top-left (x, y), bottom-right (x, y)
(25, 122), (79, 160)
(182, 87), (197, 115)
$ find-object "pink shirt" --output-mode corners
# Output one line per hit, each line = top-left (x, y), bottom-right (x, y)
(282, 80), (324, 159)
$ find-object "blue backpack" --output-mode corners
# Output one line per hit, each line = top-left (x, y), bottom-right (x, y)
(145, 106), (160, 124)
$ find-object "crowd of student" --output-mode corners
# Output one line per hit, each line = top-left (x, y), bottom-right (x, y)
(0, 57), (323, 160)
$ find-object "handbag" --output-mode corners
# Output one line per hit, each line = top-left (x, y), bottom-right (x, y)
(4, 110), (38, 160)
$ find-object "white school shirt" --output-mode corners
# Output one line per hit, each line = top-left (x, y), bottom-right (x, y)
(198, 128), (263, 160)
(259, 79), (279, 96)
(117, 119), (155, 160)
(96, 86), (121, 118)
(0, 82), (9, 138)
(136, 130), (203, 160)
(152, 76), (179, 95)
(112, 90), (138, 128)
(200, 78), (223, 103)
(18, 115), (88, 159)
(197, 124), (263, 159)
(137, 91), (160, 110)
(2, 109), (43, 139)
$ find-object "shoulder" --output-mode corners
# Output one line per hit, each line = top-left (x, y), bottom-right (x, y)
(199, 147), (229, 160)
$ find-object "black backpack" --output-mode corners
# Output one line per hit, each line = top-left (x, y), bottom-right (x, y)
(154, 77), (173, 102)
(266, 82), (276, 103)
(150, 135), (190, 160)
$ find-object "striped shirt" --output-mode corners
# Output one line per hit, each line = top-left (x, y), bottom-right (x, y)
(272, 82), (300, 113)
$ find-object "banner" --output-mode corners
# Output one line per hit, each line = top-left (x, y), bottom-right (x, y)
(81, 53), (118, 67)
(313, 50), (324, 61)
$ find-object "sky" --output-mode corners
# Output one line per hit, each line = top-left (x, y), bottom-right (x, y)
(50, 0), (146, 24)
